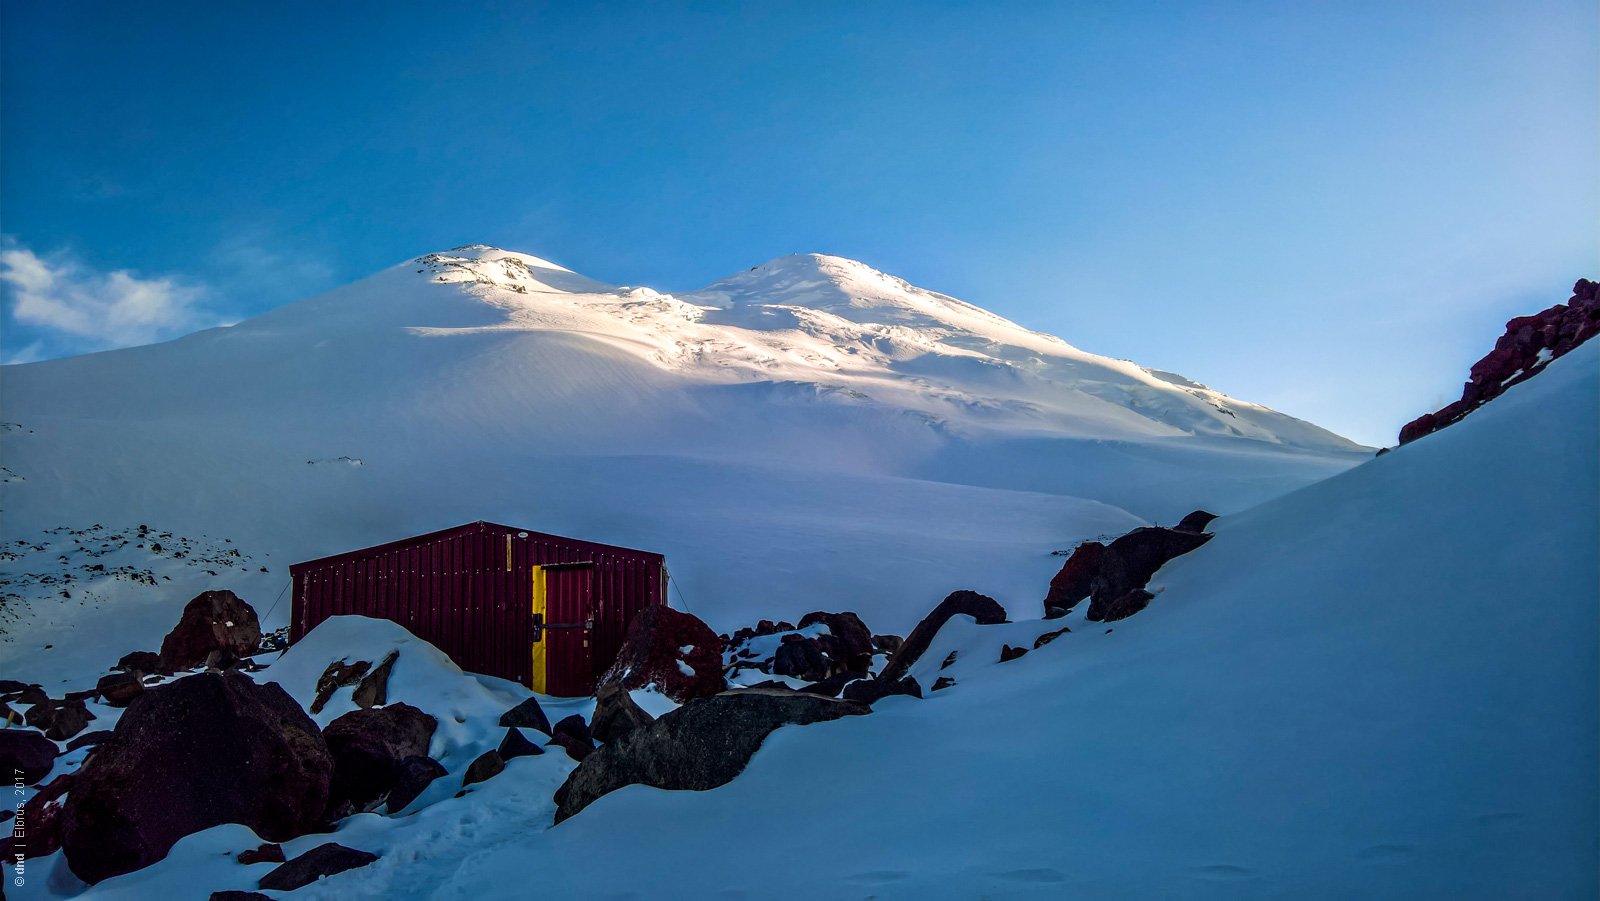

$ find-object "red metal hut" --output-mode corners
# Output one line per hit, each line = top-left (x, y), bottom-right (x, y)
(288, 521), (667, 697)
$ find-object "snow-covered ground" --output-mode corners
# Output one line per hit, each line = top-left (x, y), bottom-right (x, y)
(26, 276), (1596, 901)
(0, 246), (1367, 685)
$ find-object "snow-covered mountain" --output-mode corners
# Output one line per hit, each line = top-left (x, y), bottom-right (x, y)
(39, 281), (1598, 901)
(0, 246), (1367, 681)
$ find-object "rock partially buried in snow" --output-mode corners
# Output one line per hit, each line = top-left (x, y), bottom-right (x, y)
(462, 749), (506, 787)
(25, 697), (94, 741)
(256, 842), (379, 892)
(553, 688), (869, 823)
(601, 605), (725, 702)
(878, 590), (1007, 684)
(1086, 528), (1210, 621)
(547, 714), (595, 761)
(157, 589), (262, 674)
(1044, 540), (1104, 617)
(499, 696), (553, 736)
(310, 658), (371, 714)
(322, 702), (438, 809)
(387, 755), (449, 812)
(0, 729), (59, 785)
(498, 726), (545, 760)
(351, 649), (398, 708)
(96, 670), (145, 707)
(59, 671), (333, 884)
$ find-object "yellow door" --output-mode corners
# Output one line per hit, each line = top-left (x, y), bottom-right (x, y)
(530, 565), (548, 694)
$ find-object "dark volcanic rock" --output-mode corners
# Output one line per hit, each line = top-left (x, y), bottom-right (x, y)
(841, 676), (922, 705)
(999, 644), (1029, 663)
(498, 726), (546, 760)
(257, 842), (378, 892)
(590, 680), (654, 744)
(462, 750), (506, 787)
(931, 676), (957, 692)
(871, 634), (903, 654)
(796, 610), (876, 673)
(26, 698), (94, 741)
(1174, 510), (1218, 534)
(310, 659), (371, 715)
(1095, 589), (1155, 623)
(547, 714), (595, 762)
(1044, 541), (1104, 616)
(351, 650), (398, 709)
(1085, 528), (1210, 621)
(1, 773), (74, 860)
(157, 590), (262, 674)
(96, 671), (145, 708)
(59, 671), (333, 884)
(498, 696), (552, 736)
(1033, 626), (1071, 649)
(236, 843), (285, 865)
(115, 651), (161, 675)
(797, 670), (859, 698)
(1400, 278), (1600, 444)
(0, 729), (59, 785)
(386, 755), (448, 812)
(600, 606), (725, 702)
(322, 703), (437, 808)
(771, 635), (833, 682)
(879, 590), (1007, 684)
(554, 689), (869, 823)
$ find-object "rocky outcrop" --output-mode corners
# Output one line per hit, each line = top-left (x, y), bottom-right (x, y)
(257, 843), (378, 892)
(1043, 540), (1104, 617)
(554, 689), (869, 823)
(600, 606), (725, 702)
(796, 611), (875, 673)
(590, 680), (654, 744)
(0, 729), (59, 785)
(157, 590), (262, 673)
(1399, 279), (1600, 445)
(322, 703), (437, 808)
(351, 650), (398, 709)
(59, 671), (332, 884)
(1085, 528), (1210, 621)
(1174, 510), (1218, 534)
(310, 659), (371, 714)
(878, 590), (1007, 684)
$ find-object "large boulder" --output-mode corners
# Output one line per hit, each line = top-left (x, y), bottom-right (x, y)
(322, 703), (438, 808)
(0, 729), (60, 785)
(59, 671), (333, 884)
(600, 605), (725, 702)
(1085, 527), (1211, 621)
(96, 671), (145, 708)
(1043, 541), (1104, 616)
(878, 590), (1007, 684)
(157, 590), (262, 673)
(1400, 278), (1600, 444)
(554, 689), (869, 823)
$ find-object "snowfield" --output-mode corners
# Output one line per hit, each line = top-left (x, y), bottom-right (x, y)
(0, 246), (1367, 685)
(23, 280), (1596, 901)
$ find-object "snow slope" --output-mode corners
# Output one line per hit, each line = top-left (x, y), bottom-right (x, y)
(0, 246), (1367, 683)
(46, 284), (1597, 901)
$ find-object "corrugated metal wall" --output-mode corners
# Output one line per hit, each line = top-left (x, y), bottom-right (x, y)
(289, 522), (666, 695)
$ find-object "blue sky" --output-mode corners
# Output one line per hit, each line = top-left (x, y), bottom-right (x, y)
(2, 0), (1594, 446)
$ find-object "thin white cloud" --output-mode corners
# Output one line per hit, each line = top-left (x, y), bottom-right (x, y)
(1, 241), (220, 358)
